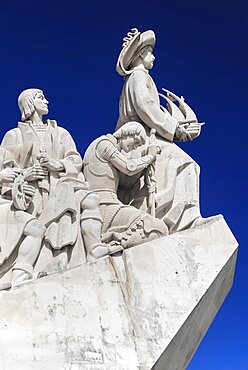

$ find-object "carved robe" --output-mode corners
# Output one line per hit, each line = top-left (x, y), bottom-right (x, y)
(1, 120), (84, 250)
(116, 67), (201, 232)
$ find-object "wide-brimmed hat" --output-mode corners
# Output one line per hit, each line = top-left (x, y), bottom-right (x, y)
(116, 28), (155, 76)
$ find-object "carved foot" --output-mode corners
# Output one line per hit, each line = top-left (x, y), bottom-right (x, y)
(87, 243), (123, 262)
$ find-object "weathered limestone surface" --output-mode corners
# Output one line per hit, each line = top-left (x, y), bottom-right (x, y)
(0, 215), (238, 370)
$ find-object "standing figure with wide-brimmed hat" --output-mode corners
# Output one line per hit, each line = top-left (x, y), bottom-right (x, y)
(116, 28), (203, 233)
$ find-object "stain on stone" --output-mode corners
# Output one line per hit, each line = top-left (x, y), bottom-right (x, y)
(47, 304), (57, 319)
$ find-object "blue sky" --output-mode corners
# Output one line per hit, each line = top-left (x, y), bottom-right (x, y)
(0, 1), (247, 368)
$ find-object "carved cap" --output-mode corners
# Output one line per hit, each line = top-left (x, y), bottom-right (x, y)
(116, 28), (155, 77)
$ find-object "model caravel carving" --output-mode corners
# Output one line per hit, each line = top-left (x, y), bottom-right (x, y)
(0, 28), (237, 370)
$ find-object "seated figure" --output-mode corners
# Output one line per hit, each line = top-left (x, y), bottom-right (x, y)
(83, 121), (168, 256)
(116, 29), (203, 233)
(1, 88), (107, 271)
(0, 147), (45, 290)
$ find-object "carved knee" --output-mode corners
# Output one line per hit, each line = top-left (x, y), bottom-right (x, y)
(81, 192), (100, 210)
(24, 219), (46, 238)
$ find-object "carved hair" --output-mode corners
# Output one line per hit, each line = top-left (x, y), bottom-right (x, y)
(130, 45), (150, 68)
(113, 121), (146, 144)
(18, 88), (43, 122)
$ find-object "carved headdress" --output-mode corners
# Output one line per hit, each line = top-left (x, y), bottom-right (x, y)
(116, 28), (155, 76)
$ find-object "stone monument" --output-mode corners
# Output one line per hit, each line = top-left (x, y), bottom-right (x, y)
(0, 28), (238, 370)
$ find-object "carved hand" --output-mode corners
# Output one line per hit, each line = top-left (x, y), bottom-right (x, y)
(23, 184), (36, 202)
(0, 167), (21, 183)
(39, 155), (64, 172)
(23, 164), (48, 181)
(175, 124), (193, 142)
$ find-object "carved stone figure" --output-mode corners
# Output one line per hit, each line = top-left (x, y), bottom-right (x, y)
(1, 89), (108, 271)
(116, 29), (203, 233)
(0, 147), (45, 290)
(83, 121), (168, 256)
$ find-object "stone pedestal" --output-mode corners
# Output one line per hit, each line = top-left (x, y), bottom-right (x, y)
(0, 215), (238, 370)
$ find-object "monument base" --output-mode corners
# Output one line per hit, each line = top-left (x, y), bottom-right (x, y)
(0, 215), (238, 370)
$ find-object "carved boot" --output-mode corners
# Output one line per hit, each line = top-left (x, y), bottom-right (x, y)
(80, 204), (106, 261)
(11, 263), (33, 287)
(81, 194), (123, 262)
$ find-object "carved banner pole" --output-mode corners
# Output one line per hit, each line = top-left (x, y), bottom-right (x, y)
(146, 128), (158, 217)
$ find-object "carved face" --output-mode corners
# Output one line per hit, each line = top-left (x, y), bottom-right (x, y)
(33, 92), (49, 116)
(140, 46), (155, 70)
(121, 135), (143, 153)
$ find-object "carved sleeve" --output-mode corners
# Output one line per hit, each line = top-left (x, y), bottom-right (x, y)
(59, 128), (83, 176)
(96, 139), (117, 161)
(130, 70), (177, 141)
(97, 139), (153, 176)
(1, 129), (20, 163)
(110, 151), (154, 176)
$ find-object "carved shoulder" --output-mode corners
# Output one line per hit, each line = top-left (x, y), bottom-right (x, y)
(1, 128), (21, 147)
(96, 138), (117, 162)
(131, 68), (149, 83)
